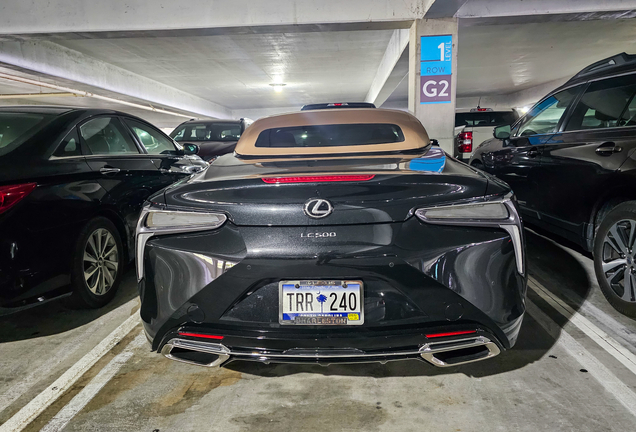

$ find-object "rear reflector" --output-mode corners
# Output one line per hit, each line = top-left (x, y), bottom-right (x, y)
(0, 183), (36, 215)
(262, 175), (375, 184)
(425, 330), (477, 338)
(458, 131), (473, 153)
(178, 332), (224, 340)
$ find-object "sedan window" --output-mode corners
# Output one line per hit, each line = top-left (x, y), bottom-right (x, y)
(515, 86), (581, 137)
(52, 128), (82, 157)
(79, 117), (140, 155)
(0, 112), (55, 157)
(123, 118), (176, 155)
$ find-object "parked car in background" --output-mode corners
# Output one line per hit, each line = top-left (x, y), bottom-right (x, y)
(468, 135), (507, 170)
(454, 108), (518, 161)
(137, 106), (526, 368)
(469, 52), (636, 318)
(170, 118), (252, 162)
(0, 107), (207, 314)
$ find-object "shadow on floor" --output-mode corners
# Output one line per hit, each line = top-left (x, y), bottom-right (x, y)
(0, 228), (596, 378)
(226, 229), (594, 379)
(525, 226), (594, 301)
(0, 267), (139, 343)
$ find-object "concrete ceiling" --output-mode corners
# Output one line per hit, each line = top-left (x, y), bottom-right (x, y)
(457, 18), (636, 97)
(0, 68), (200, 129)
(383, 17), (636, 108)
(56, 30), (395, 111)
(0, 1), (635, 127)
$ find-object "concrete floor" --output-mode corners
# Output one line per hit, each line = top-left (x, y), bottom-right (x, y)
(1, 230), (636, 432)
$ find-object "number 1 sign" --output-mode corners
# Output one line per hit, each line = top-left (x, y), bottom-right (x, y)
(420, 35), (452, 104)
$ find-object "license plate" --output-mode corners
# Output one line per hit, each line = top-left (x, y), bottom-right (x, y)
(279, 280), (364, 325)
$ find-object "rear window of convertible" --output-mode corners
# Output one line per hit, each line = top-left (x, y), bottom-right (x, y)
(254, 123), (405, 148)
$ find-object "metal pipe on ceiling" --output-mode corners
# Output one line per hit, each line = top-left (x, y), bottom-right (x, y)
(0, 92), (81, 99)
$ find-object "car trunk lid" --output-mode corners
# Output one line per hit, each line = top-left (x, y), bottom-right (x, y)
(162, 149), (491, 226)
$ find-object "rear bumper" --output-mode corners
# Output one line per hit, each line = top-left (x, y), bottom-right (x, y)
(139, 217), (526, 366)
(160, 328), (503, 368)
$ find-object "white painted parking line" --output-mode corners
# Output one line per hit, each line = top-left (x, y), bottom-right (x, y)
(528, 276), (636, 375)
(0, 299), (139, 415)
(575, 298), (636, 350)
(0, 313), (141, 432)
(40, 333), (146, 432)
(527, 299), (636, 418)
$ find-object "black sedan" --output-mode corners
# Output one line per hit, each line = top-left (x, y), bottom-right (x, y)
(0, 106), (206, 314)
(137, 107), (526, 368)
(170, 118), (251, 162)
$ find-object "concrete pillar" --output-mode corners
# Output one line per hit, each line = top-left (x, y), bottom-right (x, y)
(408, 18), (458, 154)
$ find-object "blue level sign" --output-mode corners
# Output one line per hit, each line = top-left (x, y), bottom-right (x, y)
(420, 34), (452, 77)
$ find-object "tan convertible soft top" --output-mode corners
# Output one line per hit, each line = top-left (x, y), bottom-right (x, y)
(234, 108), (430, 157)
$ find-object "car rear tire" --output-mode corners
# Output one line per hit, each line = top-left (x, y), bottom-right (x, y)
(594, 201), (636, 319)
(471, 160), (484, 170)
(67, 217), (123, 309)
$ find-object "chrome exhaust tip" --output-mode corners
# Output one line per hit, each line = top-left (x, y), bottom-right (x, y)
(419, 336), (501, 367)
(161, 339), (230, 367)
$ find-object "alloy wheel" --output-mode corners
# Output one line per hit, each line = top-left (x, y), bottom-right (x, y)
(601, 219), (636, 302)
(83, 228), (119, 296)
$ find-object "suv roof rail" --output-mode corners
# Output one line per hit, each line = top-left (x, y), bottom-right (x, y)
(300, 102), (376, 111)
(570, 52), (636, 81)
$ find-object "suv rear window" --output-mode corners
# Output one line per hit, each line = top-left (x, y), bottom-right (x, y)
(171, 123), (242, 142)
(254, 124), (405, 148)
(0, 113), (55, 157)
(455, 112), (518, 127)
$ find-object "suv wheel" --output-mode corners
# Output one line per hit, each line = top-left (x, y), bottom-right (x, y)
(471, 160), (484, 170)
(67, 217), (123, 309)
(594, 202), (636, 318)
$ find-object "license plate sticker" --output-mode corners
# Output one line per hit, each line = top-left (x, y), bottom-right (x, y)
(279, 280), (364, 325)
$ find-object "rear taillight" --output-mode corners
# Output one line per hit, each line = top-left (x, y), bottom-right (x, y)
(178, 332), (224, 340)
(425, 330), (477, 338)
(458, 131), (473, 153)
(0, 183), (36, 215)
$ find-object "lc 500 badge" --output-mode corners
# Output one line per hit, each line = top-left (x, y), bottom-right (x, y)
(300, 232), (337, 238)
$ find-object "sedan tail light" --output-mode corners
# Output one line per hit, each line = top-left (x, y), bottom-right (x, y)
(0, 183), (36, 215)
(458, 131), (473, 153)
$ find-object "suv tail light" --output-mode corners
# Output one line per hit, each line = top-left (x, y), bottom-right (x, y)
(0, 183), (37, 215)
(458, 131), (473, 153)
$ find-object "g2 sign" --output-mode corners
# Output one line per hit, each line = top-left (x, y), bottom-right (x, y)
(421, 77), (451, 103)
(420, 35), (452, 104)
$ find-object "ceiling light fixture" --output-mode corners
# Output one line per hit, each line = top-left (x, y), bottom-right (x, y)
(269, 83), (287, 93)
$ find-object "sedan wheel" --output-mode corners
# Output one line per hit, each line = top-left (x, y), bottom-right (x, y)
(83, 228), (119, 296)
(68, 217), (123, 309)
(594, 202), (636, 318)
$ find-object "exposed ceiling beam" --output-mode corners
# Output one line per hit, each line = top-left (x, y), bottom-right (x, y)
(456, 0), (636, 18)
(0, 0), (434, 36)
(365, 29), (410, 106)
(0, 72), (196, 118)
(425, 0), (469, 18)
(0, 40), (232, 119)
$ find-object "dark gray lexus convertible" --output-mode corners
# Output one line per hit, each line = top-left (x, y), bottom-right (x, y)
(136, 107), (526, 368)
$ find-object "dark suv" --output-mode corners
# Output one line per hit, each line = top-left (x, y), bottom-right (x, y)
(170, 118), (252, 162)
(469, 53), (636, 318)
